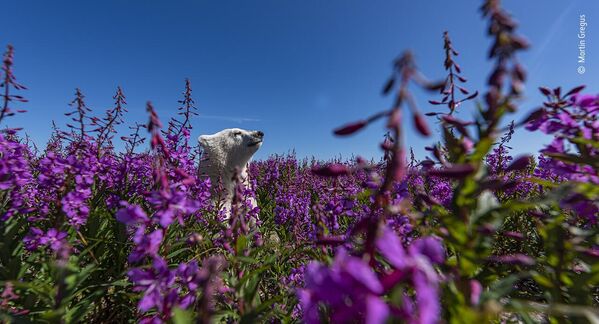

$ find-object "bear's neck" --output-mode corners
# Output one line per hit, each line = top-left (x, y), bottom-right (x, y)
(198, 150), (252, 198)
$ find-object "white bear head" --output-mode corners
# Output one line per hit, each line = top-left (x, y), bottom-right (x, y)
(198, 128), (264, 179)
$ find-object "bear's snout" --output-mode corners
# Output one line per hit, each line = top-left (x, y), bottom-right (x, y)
(254, 131), (264, 139)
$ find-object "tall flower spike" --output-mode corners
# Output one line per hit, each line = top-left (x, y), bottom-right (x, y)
(480, 0), (529, 122)
(63, 88), (92, 145)
(428, 32), (477, 116)
(93, 86), (127, 153)
(146, 102), (170, 190)
(121, 122), (146, 155)
(146, 102), (169, 158)
(0, 45), (28, 127)
(164, 78), (199, 150)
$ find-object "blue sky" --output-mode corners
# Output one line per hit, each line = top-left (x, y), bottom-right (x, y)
(1, 0), (597, 161)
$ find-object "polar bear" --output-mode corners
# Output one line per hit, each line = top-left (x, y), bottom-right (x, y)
(198, 128), (264, 214)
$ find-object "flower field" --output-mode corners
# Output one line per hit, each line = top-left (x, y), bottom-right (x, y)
(1, 1), (598, 323)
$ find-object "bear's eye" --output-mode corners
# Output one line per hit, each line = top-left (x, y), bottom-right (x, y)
(233, 131), (242, 137)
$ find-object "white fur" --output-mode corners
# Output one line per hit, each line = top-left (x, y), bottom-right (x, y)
(198, 128), (263, 213)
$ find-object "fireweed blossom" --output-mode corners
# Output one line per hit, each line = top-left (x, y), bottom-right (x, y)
(0, 134), (33, 220)
(376, 227), (444, 324)
(33, 140), (102, 227)
(61, 188), (92, 227)
(146, 185), (201, 228)
(274, 185), (310, 229)
(62, 142), (102, 227)
(0, 282), (28, 316)
(104, 153), (154, 209)
(23, 227), (71, 259)
(526, 92), (599, 182)
(408, 170), (453, 208)
(527, 92), (599, 223)
(22, 227), (45, 251)
(115, 202), (163, 263)
(117, 202), (185, 319)
(36, 151), (71, 218)
(299, 248), (388, 324)
(130, 228), (164, 263)
(116, 202), (150, 225)
(119, 195), (207, 320)
(217, 177), (263, 253)
(127, 256), (226, 323)
(282, 265), (307, 319)
(127, 257), (179, 318)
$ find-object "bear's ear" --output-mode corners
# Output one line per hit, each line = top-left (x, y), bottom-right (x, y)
(198, 135), (210, 147)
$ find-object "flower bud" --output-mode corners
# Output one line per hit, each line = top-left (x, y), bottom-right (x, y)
(488, 254), (535, 266)
(187, 233), (203, 245)
(311, 164), (350, 177)
(413, 113), (431, 136)
(387, 109), (402, 130)
(506, 155), (531, 172)
(333, 120), (367, 136)
(504, 231), (524, 240)
(428, 164), (475, 179)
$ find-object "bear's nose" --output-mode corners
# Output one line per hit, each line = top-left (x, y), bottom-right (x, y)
(255, 131), (264, 138)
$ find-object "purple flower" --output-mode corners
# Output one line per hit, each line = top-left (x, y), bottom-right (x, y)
(23, 227), (44, 251)
(146, 186), (201, 228)
(128, 257), (175, 313)
(0, 135), (34, 220)
(61, 189), (92, 227)
(376, 226), (443, 324)
(129, 228), (163, 263)
(527, 92), (599, 197)
(23, 227), (69, 255)
(116, 202), (149, 225)
(571, 93), (599, 111)
(377, 226), (408, 268)
(409, 237), (445, 265)
(38, 228), (68, 252)
(300, 249), (387, 324)
(413, 270), (440, 324)
(365, 295), (389, 324)
(470, 280), (483, 305)
(176, 261), (201, 292)
(128, 256), (225, 322)
(505, 155), (531, 172)
(560, 194), (598, 225)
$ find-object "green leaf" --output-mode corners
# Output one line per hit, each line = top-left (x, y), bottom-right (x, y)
(65, 289), (106, 323)
(481, 273), (525, 302)
(236, 235), (248, 255)
(532, 272), (553, 288)
(470, 137), (493, 163)
(167, 247), (191, 259)
(569, 136), (599, 149)
(545, 152), (598, 167)
(236, 256), (260, 264)
(173, 307), (194, 324)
